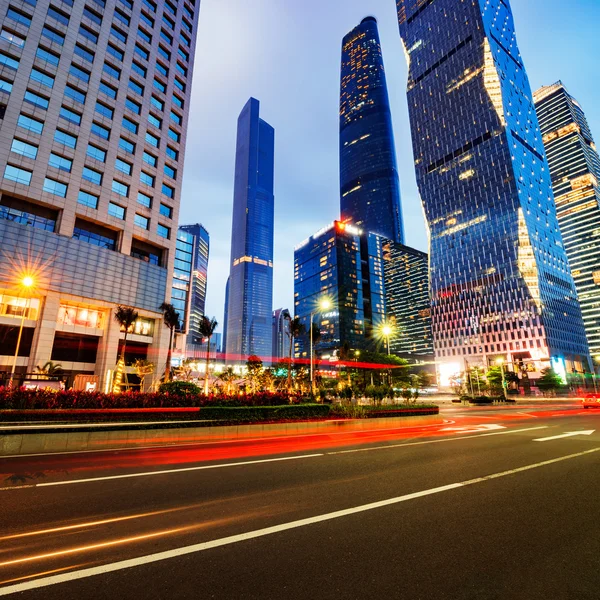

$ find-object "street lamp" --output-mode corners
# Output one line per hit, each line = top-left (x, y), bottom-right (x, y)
(310, 298), (331, 395)
(9, 276), (35, 387)
(496, 358), (507, 401)
(382, 325), (392, 355)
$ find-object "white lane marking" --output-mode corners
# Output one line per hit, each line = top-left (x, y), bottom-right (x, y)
(1, 447), (598, 596)
(0, 454), (323, 492)
(328, 426), (549, 455)
(534, 430), (595, 442)
(440, 424), (506, 432)
(1, 421), (448, 460)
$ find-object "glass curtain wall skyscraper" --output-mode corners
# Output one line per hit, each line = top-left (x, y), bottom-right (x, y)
(397, 0), (591, 385)
(225, 98), (274, 361)
(340, 17), (404, 243)
(179, 223), (209, 345)
(535, 82), (600, 364)
(0, 0), (200, 384)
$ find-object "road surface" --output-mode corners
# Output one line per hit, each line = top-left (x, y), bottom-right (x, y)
(0, 403), (599, 599)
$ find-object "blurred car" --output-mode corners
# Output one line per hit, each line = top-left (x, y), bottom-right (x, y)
(583, 394), (600, 409)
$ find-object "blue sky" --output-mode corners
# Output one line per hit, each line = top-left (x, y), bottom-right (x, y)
(180, 0), (600, 332)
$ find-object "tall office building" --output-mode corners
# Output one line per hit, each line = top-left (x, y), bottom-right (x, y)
(224, 98), (274, 361)
(383, 241), (433, 358)
(534, 83), (600, 365)
(340, 17), (404, 243)
(178, 223), (209, 344)
(397, 0), (591, 385)
(294, 221), (386, 359)
(272, 308), (290, 364)
(0, 0), (200, 385)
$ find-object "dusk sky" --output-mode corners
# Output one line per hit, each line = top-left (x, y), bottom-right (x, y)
(180, 0), (600, 334)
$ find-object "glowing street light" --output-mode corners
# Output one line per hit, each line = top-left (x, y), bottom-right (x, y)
(381, 324), (393, 355)
(9, 276), (36, 387)
(310, 298), (332, 395)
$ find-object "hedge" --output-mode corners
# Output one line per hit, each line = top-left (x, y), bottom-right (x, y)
(198, 405), (331, 423)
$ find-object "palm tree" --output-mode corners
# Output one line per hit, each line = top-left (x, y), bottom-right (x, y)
(133, 359), (154, 391)
(36, 361), (63, 377)
(219, 366), (237, 395)
(160, 302), (180, 382)
(198, 316), (218, 394)
(284, 314), (306, 392)
(113, 305), (138, 392)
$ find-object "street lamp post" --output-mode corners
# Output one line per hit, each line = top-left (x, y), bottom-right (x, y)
(9, 276), (34, 388)
(310, 299), (331, 396)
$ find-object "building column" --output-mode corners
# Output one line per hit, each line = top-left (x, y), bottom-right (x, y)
(95, 308), (120, 391)
(27, 291), (61, 372)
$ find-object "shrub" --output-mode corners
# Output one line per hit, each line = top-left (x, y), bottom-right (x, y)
(158, 381), (201, 396)
(199, 404), (331, 423)
(471, 395), (494, 404)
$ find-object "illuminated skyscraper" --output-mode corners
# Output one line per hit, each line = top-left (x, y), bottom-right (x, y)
(535, 82), (600, 362)
(0, 0), (200, 384)
(397, 0), (591, 385)
(340, 17), (404, 243)
(224, 98), (274, 361)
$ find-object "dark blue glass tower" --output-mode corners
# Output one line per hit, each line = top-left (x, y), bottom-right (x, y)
(225, 98), (275, 361)
(397, 0), (591, 385)
(340, 17), (404, 244)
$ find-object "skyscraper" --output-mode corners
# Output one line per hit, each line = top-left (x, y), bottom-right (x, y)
(383, 241), (433, 359)
(0, 0), (200, 385)
(294, 221), (386, 360)
(178, 223), (209, 345)
(340, 17), (404, 243)
(272, 308), (290, 364)
(534, 83), (600, 363)
(397, 0), (591, 385)
(224, 98), (274, 361)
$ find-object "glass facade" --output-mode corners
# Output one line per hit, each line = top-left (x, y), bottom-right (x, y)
(179, 223), (210, 345)
(534, 82), (600, 362)
(171, 229), (194, 333)
(397, 0), (591, 383)
(294, 221), (385, 359)
(383, 241), (433, 358)
(224, 98), (274, 361)
(340, 17), (404, 243)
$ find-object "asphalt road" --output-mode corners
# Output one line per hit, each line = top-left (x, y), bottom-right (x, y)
(1, 403), (599, 599)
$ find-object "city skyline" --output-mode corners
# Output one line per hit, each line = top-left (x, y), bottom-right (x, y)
(181, 0), (600, 332)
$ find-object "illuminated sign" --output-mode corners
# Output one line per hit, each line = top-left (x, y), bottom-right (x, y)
(550, 356), (568, 385)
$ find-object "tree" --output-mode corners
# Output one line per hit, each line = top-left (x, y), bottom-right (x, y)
(486, 367), (504, 395)
(537, 368), (565, 395)
(284, 314), (306, 392)
(113, 305), (139, 392)
(219, 366), (237, 395)
(198, 316), (218, 395)
(134, 359), (154, 391)
(159, 302), (180, 383)
(35, 361), (63, 377)
(246, 355), (263, 393)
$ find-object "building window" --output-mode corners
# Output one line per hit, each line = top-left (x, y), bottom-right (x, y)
(69, 64), (90, 83)
(153, 78), (166, 93)
(59, 106), (82, 125)
(134, 214), (149, 229)
(137, 191), (152, 208)
(142, 151), (157, 167)
(125, 97), (141, 114)
(134, 44), (149, 61)
(150, 96), (164, 111)
(0, 197), (57, 231)
(47, 6), (70, 25)
(43, 177), (68, 197)
(103, 62), (121, 80)
(148, 113), (161, 129)
(2, 29), (26, 48)
(115, 158), (132, 175)
(157, 224), (170, 239)
(159, 203), (172, 219)
(91, 122), (110, 139)
(108, 202), (125, 219)
(82, 167), (102, 185)
(112, 180), (129, 197)
(140, 171), (155, 187)
(131, 239), (162, 266)
(24, 91), (50, 110)
(30, 68), (55, 88)
(86, 144), (106, 162)
(4, 165), (32, 185)
(77, 190), (99, 209)
(110, 26), (127, 44)
(6, 8), (31, 28)
(106, 44), (124, 62)
(54, 129), (77, 148)
(48, 153), (72, 172)
(36, 47), (61, 67)
(122, 116), (138, 134)
(74, 44), (94, 63)
(166, 146), (178, 161)
(119, 137), (135, 154)
(79, 25), (98, 45)
(11, 139), (38, 160)
(99, 81), (117, 99)
(95, 101), (114, 119)
(42, 26), (65, 46)
(73, 219), (117, 251)
(164, 164), (176, 179)
(64, 85), (86, 104)
(57, 305), (104, 329)
(0, 78), (12, 94)
(162, 183), (174, 199)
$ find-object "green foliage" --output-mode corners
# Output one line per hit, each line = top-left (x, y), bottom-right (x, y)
(537, 368), (565, 393)
(199, 404), (330, 423)
(158, 381), (201, 396)
(471, 395), (494, 404)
